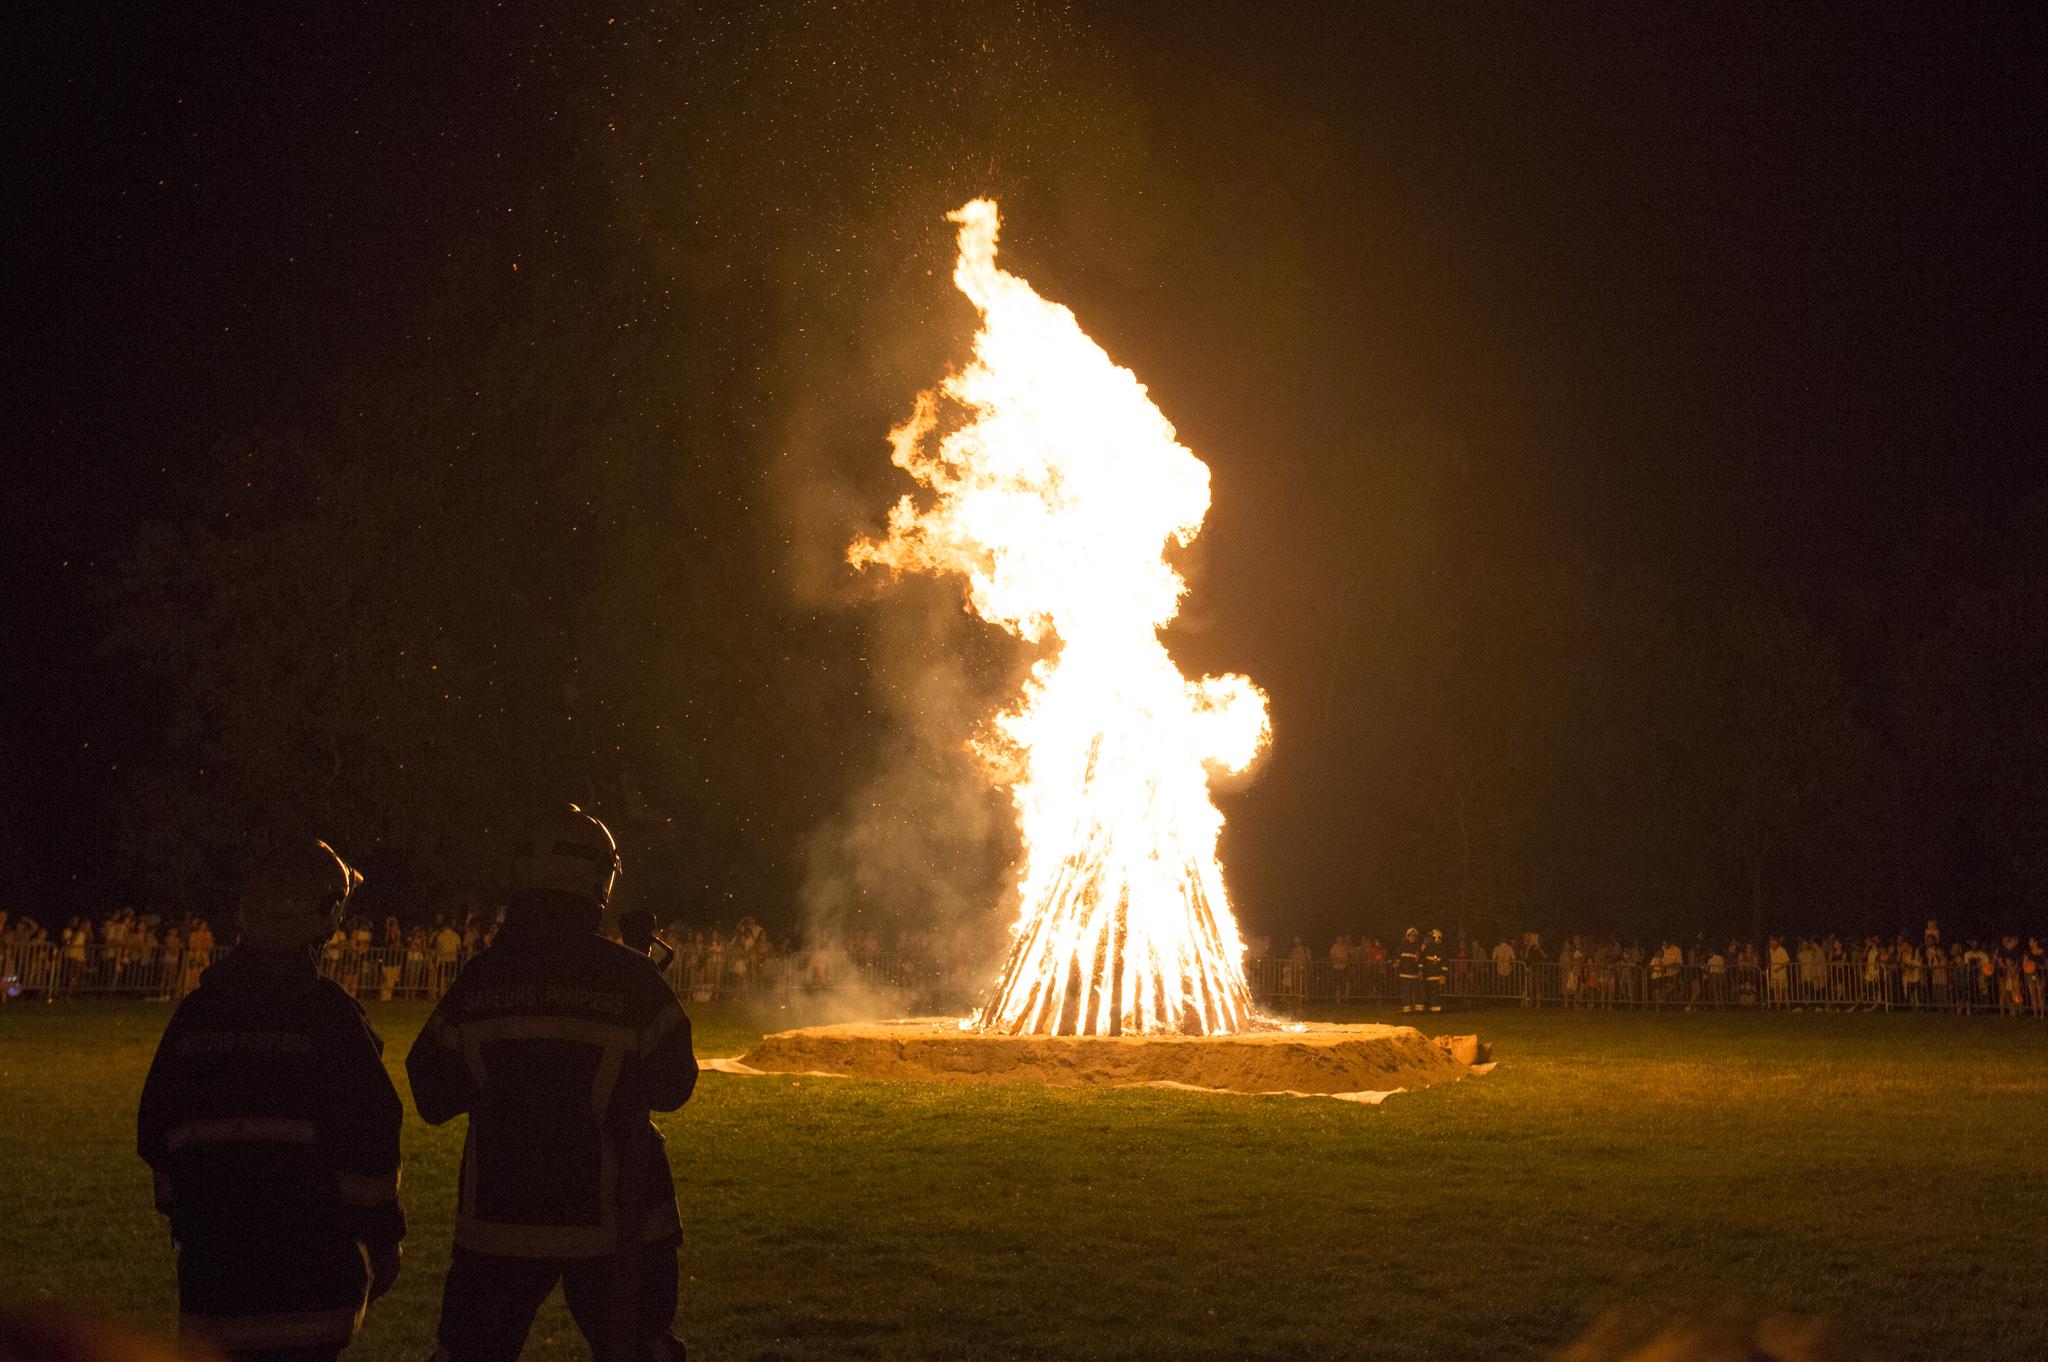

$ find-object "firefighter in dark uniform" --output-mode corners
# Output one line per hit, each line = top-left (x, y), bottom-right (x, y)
(1397, 927), (1423, 1013)
(408, 806), (697, 1362)
(1423, 927), (1449, 1012)
(137, 840), (404, 1362)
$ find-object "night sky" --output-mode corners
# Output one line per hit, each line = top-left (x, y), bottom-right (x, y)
(13, 3), (2045, 945)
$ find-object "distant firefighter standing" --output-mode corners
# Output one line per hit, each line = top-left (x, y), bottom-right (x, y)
(1423, 928), (1448, 1013)
(1398, 928), (1423, 1012)
(137, 840), (405, 1362)
(407, 805), (697, 1362)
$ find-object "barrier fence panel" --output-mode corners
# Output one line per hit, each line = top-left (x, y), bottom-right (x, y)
(1240, 955), (2040, 1015)
(5, 941), (2039, 1018)
(1, 942), (212, 1000)
(0, 940), (982, 1011)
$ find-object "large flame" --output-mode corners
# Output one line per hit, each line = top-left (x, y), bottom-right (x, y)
(852, 198), (1270, 1036)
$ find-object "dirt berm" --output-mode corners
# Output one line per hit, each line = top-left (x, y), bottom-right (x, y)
(734, 1019), (1472, 1094)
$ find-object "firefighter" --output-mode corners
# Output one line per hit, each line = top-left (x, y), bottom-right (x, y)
(1423, 927), (1449, 1012)
(408, 806), (697, 1362)
(1397, 927), (1422, 1013)
(137, 840), (405, 1362)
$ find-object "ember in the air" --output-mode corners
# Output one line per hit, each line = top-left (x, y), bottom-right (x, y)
(852, 199), (1271, 1036)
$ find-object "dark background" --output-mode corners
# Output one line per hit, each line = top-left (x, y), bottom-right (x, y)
(12, 2), (2044, 947)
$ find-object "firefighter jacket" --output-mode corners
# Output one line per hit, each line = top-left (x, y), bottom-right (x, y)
(406, 899), (697, 1260)
(137, 947), (405, 1352)
(1397, 940), (1422, 980)
(1423, 938), (1448, 983)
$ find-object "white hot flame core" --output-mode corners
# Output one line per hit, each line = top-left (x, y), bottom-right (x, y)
(852, 198), (1271, 1036)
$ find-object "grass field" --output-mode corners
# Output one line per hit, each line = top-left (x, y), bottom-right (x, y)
(2, 999), (2044, 1361)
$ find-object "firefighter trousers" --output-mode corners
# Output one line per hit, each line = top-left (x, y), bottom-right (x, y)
(1399, 976), (1420, 1010)
(176, 1231), (369, 1362)
(1424, 978), (1443, 1011)
(432, 1241), (685, 1362)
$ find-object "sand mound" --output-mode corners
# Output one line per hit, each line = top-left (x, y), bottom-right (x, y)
(732, 1019), (1474, 1095)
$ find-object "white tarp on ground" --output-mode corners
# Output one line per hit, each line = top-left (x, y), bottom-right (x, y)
(701, 1054), (1494, 1102)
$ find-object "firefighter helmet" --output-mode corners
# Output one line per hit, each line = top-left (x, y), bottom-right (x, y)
(1404, 927), (1419, 943)
(1430, 927), (1443, 943)
(511, 805), (620, 906)
(239, 839), (360, 948)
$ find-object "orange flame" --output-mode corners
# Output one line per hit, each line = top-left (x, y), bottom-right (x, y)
(853, 199), (1270, 1035)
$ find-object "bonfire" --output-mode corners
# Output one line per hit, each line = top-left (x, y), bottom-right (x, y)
(853, 199), (1270, 1037)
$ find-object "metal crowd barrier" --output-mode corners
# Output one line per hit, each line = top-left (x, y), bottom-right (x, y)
(0, 940), (218, 1001)
(5, 940), (2038, 1017)
(1243, 956), (2044, 1015)
(0, 939), (979, 1011)
(0, 942), (476, 1003)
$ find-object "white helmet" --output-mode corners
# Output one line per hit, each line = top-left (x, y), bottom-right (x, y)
(240, 840), (360, 948)
(511, 805), (620, 906)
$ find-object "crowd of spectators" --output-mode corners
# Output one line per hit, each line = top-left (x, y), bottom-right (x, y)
(0, 903), (984, 1005)
(10, 901), (2044, 1016)
(1, 907), (219, 1000)
(1253, 919), (2048, 1015)
(0, 905), (484, 1002)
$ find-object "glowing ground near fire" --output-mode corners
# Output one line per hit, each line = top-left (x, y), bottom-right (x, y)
(724, 1019), (1476, 1097)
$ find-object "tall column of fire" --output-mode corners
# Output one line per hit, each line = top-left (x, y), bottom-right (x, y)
(853, 199), (1271, 1036)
